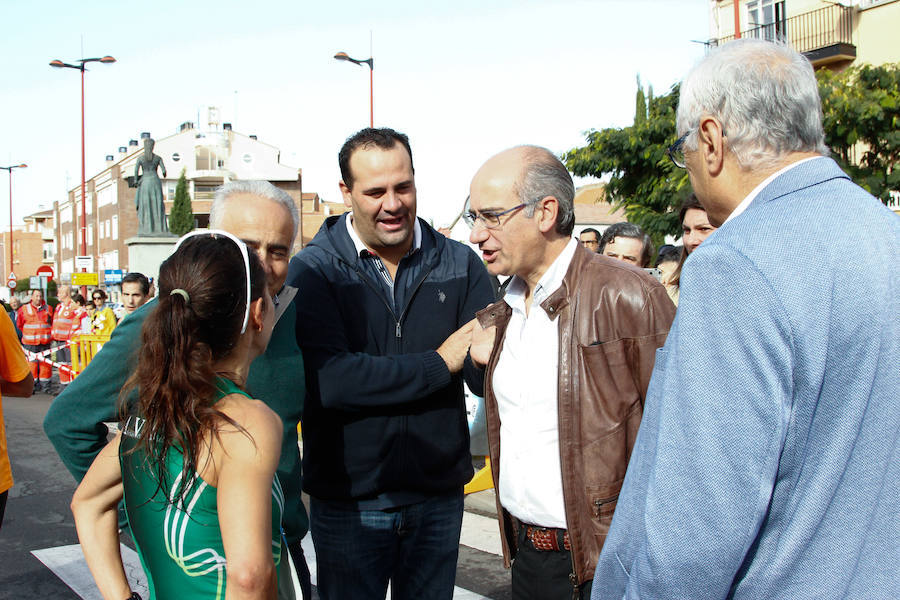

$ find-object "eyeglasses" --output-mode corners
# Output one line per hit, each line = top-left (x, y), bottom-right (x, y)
(92, 296), (102, 301)
(172, 229), (252, 334)
(463, 197), (534, 230)
(667, 131), (691, 169)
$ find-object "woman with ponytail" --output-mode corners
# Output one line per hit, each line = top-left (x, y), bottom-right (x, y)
(71, 230), (284, 600)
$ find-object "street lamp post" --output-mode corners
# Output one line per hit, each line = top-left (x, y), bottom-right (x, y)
(334, 51), (374, 127)
(49, 55), (116, 285)
(0, 163), (27, 279)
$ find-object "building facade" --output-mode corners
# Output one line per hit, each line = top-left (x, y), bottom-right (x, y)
(707, 0), (900, 70)
(1, 209), (56, 293)
(54, 109), (305, 280)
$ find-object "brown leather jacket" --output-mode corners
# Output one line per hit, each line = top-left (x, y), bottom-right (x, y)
(476, 243), (676, 584)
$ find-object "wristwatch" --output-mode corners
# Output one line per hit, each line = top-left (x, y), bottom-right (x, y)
(127, 593), (141, 600)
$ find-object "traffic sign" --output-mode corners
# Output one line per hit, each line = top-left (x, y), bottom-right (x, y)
(75, 256), (93, 271)
(72, 272), (99, 286)
(36, 265), (55, 280)
(7, 273), (16, 289)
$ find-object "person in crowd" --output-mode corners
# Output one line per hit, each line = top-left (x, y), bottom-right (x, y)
(289, 127), (494, 600)
(89, 290), (117, 336)
(17, 289), (53, 393)
(0, 308), (34, 531)
(45, 180), (311, 599)
(578, 227), (601, 252)
(50, 284), (78, 393)
(6, 297), (21, 341)
(654, 245), (682, 304)
(593, 39), (899, 599)
(597, 222), (654, 267)
(120, 272), (150, 318)
(69, 294), (91, 336)
(465, 145), (674, 599)
(662, 194), (718, 305)
(71, 231), (284, 600)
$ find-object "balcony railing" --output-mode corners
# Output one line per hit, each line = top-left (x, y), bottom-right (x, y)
(710, 4), (856, 66)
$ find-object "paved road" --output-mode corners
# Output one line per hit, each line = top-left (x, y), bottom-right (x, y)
(0, 392), (512, 599)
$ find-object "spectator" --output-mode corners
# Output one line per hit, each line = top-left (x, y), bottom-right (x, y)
(466, 145), (674, 599)
(663, 194), (718, 306)
(578, 227), (601, 252)
(71, 232), (283, 599)
(50, 284), (78, 394)
(593, 38), (900, 599)
(655, 245), (682, 304)
(290, 127), (494, 600)
(120, 272), (150, 319)
(0, 308), (34, 531)
(17, 289), (52, 393)
(6, 297), (21, 341)
(598, 222), (654, 267)
(89, 290), (116, 336)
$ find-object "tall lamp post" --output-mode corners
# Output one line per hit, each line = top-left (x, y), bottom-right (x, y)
(334, 51), (374, 127)
(49, 55), (116, 286)
(0, 163), (27, 279)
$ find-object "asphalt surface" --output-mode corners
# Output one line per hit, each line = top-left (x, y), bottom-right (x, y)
(0, 392), (512, 599)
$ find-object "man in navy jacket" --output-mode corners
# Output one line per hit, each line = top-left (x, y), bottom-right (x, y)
(289, 128), (494, 600)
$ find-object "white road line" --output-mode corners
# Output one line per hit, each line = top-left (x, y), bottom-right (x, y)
(460, 510), (503, 557)
(31, 543), (149, 600)
(36, 536), (495, 600)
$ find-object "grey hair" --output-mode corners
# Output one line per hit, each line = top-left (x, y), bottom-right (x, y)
(677, 39), (828, 171)
(209, 180), (300, 244)
(515, 146), (576, 236)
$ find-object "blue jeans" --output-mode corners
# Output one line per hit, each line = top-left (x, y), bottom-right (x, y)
(310, 491), (464, 600)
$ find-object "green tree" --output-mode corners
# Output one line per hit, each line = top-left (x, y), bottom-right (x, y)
(817, 63), (900, 202)
(168, 170), (194, 236)
(635, 75), (647, 126)
(564, 84), (688, 247)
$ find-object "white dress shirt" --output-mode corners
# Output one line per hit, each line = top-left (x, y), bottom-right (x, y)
(494, 238), (578, 528)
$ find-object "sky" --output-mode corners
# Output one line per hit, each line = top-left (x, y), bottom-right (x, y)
(0, 0), (712, 230)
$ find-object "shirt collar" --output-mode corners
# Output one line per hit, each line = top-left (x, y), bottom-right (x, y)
(505, 238), (579, 312)
(724, 156), (820, 224)
(345, 212), (422, 258)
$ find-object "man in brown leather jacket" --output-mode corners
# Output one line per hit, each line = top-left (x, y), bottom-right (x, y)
(466, 146), (675, 599)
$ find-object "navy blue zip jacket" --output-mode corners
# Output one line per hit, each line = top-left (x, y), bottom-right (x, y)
(289, 214), (494, 506)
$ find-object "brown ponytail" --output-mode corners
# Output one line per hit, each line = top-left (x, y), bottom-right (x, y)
(119, 234), (266, 499)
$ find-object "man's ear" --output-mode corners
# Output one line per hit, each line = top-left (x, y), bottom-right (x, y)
(536, 196), (560, 234)
(339, 181), (353, 208)
(697, 115), (726, 177)
(249, 297), (266, 332)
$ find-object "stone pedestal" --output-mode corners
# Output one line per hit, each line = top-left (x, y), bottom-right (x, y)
(126, 236), (177, 284)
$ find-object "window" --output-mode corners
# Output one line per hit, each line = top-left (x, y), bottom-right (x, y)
(747, 0), (786, 42)
(87, 224), (93, 245)
(112, 215), (118, 240)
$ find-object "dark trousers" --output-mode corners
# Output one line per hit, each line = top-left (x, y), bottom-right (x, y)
(511, 524), (592, 600)
(0, 490), (7, 531)
(287, 538), (312, 600)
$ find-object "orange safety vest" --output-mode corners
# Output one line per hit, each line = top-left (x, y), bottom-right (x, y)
(20, 302), (52, 346)
(52, 302), (78, 342)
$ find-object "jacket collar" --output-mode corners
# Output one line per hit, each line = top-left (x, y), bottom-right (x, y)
(739, 156), (848, 221)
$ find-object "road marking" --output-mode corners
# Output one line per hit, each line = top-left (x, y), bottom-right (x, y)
(35, 536), (495, 600)
(31, 543), (149, 600)
(461, 511), (503, 557)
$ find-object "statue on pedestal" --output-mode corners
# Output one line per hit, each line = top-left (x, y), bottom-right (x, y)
(134, 138), (170, 236)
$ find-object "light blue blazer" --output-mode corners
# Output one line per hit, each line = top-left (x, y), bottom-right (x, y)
(592, 157), (899, 599)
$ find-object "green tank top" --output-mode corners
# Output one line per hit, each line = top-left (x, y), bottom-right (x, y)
(119, 377), (284, 600)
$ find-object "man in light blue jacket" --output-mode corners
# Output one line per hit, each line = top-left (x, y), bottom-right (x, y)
(593, 39), (899, 599)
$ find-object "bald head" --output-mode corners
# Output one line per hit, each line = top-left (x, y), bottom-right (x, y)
(472, 145), (575, 237)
